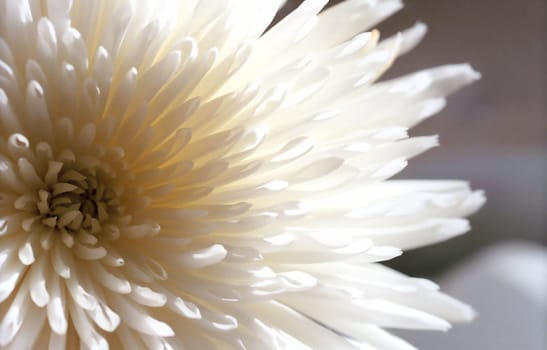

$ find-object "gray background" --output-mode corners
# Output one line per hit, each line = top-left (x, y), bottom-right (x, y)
(279, 0), (546, 275)
(278, 1), (546, 349)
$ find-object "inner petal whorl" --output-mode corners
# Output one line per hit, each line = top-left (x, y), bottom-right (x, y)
(37, 161), (120, 234)
(8, 131), (153, 247)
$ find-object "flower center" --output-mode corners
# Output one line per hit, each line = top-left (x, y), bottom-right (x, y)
(36, 166), (122, 234)
(9, 133), (137, 242)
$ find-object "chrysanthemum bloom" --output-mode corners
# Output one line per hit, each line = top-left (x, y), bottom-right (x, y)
(0, 0), (485, 349)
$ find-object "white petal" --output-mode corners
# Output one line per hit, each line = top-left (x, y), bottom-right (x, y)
(111, 294), (174, 337)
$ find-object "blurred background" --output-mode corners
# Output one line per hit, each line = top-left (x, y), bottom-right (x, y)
(279, 0), (546, 349)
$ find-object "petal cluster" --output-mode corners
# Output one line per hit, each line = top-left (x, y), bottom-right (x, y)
(0, 0), (484, 349)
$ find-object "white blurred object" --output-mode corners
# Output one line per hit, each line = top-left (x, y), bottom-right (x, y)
(396, 241), (547, 349)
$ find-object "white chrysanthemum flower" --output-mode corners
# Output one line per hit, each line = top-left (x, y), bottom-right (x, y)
(0, 0), (485, 349)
